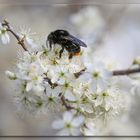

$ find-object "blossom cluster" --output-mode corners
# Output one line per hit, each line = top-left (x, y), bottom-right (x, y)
(0, 7), (130, 136)
(4, 42), (125, 135)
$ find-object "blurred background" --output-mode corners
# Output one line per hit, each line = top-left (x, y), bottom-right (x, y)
(0, 0), (140, 137)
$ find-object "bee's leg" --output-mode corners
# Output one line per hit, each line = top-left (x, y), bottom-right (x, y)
(59, 46), (65, 58)
(47, 40), (52, 50)
(69, 53), (73, 59)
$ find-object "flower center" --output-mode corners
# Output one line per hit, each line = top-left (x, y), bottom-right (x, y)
(48, 96), (54, 102)
(82, 96), (88, 104)
(30, 56), (36, 62)
(92, 94), (98, 100)
(0, 29), (6, 34)
(59, 71), (65, 77)
(83, 85), (89, 92)
(43, 50), (49, 56)
(64, 82), (69, 88)
(32, 76), (38, 81)
(102, 92), (109, 97)
(51, 59), (58, 65)
(65, 123), (72, 128)
(93, 71), (100, 78)
(36, 101), (43, 107)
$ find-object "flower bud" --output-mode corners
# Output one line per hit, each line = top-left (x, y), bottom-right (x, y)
(133, 56), (140, 65)
(5, 70), (17, 80)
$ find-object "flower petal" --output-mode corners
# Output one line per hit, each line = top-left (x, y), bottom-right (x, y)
(64, 91), (77, 101)
(52, 120), (64, 129)
(63, 111), (73, 123)
(26, 82), (33, 92)
(57, 129), (70, 136)
(1, 33), (10, 44)
(71, 116), (84, 127)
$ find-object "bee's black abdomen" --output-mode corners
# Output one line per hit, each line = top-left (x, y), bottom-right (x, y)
(65, 43), (80, 53)
(47, 29), (87, 59)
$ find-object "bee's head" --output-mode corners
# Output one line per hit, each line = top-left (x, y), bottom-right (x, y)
(47, 29), (69, 44)
(47, 32), (54, 41)
(54, 30), (69, 36)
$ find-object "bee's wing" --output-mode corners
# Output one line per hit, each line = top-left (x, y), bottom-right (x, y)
(63, 35), (87, 47)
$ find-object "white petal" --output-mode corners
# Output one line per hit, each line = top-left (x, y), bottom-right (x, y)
(26, 37), (33, 45)
(52, 86), (61, 97)
(52, 120), (64, 129)
(5, 70), (16, 80)
(79, 73), (91, 82)
(86, 64), (94, 73)
(48, 71), (58, 83)
(57, 129), (70, 136)
(33, 85), (44, 92)
(26, 37), (38, 48)
(63, 111), (73, 123)
(26, 82), (33, 92)
(1, 33), (10, 44)
(90, 82), (97, 92)
(57, 78), (65, 85)
(71, 116), (84, 127)
(103, 70), (112, 79)
(64, 91), (77, 101)
(70, 128), (81, 136)
(91, 79), (97, 90)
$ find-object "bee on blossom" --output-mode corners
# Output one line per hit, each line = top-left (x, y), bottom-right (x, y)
(47, 30), (87, 59)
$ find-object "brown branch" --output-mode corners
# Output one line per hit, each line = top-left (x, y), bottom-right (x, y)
(2, 20), (28, 51)
(60, 95), (75, 110)
(112, 67), (140, 76)
(74, 68), (86, 78)
(75, 67), (140, 77)
(45, 67), (140, 111)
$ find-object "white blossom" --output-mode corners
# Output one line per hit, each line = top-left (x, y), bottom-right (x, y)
(81, 119), (97, 136)
(19, 26), (37, 48)
(80, 61), (112, 91)
(5, 70), (17, 80)
(128, 63), (140, 96)
(44, 83), (61, 110)
(59, 79), (76, 101)
(18, 62), (44, 92)
(15, 82), (48, 115)
(132, 56), (140, 65)
(2, 19), (130, 136)
(17, 52), (45, 89)
(47, 65), (70, 84)
(87, 85), (125, 121)
(52, 111), (84, 136)
(71, 81), (94, 113)
(130, 79), (140, 96)
(0, 23), (10, 44)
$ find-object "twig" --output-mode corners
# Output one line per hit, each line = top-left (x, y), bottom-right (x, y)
(61, 95), (75, 110)
(74, 68), (86, 78)
(112, 67), (140, 76)
(44, 67), (140, 111)
(74, 67), (140, 77)
(2, 20), (28, 51)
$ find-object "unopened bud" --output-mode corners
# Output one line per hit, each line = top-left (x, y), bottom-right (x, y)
(5, 70), (17, 80)
(133, 56), (140, 65)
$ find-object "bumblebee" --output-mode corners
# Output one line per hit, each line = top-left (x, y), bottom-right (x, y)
(47, 30), (87, 59)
